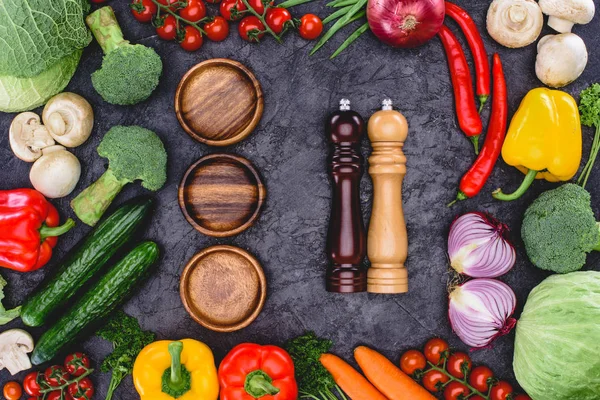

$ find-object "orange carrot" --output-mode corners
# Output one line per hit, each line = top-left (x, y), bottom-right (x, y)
(320, 353), (388, 400)
(354, 346), (436, 400)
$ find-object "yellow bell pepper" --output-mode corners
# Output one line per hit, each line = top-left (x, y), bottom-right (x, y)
(133, 339), (219, 400)
(493, 87), (582, 201)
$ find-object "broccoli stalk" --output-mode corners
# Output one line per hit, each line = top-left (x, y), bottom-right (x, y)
(71, 126), (167, 226)
(578, 83), (600, 188)
(86, 7), (162, 105)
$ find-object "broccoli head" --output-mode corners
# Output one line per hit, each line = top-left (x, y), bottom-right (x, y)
(522, 183), (600, 273)
(86, 7), (162, 105)
(71, 126), (167, 226)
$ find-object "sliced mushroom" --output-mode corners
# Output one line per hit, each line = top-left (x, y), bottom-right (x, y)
(487, 0), (544, 48)
(539, 0), (595, 33)
(9, 112), (55, 162)
(536, 33), (588, 88)
(42, 92), (94, 148)
(0, 329), (34, 376)
(30, 145), (81, 198)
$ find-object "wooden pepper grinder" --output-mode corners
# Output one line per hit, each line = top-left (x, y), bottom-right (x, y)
(367, 99), (409, 294)
(326, 99), (367, 293)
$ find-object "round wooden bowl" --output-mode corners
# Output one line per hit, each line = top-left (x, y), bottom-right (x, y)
(175, 58), (263, 146)
(180, 245), (267, 332)
(178, 153), (266, 237)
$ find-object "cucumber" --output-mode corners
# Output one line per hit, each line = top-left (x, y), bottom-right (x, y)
(31, 241), (159, 365)
(21, 197), (152, 327)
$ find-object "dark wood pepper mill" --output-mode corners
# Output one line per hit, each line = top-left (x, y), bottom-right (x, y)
(326, 99), (367, 293)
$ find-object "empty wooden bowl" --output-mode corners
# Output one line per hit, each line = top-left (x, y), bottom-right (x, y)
(180, 245), (267, 332)
(179, 153), (266, 237)
(175, 58), (263, 146)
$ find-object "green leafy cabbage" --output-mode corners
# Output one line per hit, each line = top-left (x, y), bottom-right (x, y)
(514, 271), (600, 400)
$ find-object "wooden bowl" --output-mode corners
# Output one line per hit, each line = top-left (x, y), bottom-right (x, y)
(179, 153), (266, 237)
(175, 58), (263, 146)
(180, 245), (267, 332)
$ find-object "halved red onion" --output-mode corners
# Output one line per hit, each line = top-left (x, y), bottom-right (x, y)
(448, 212), (516, 278)
(448, 278), (517, 348)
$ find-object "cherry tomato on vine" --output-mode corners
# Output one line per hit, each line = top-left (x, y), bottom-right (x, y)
(248, 0), (272, 15)
(68, 378), (95, 400)
(423, 337), (449, 365)
(157, 0), (179, 11)
(265, 7), (292, 34)
(446, 352), (472, 379)
(64, 352), (91, 377)
(443, 381), (470, 400)
(180, 0), (207, 22)
(24, 371), (42, 396)
(513, 395), (532, 400)
(44, 365), (69, 387)
(399, 350), (426, 375)
(204, 16), (230, 41)
(3, 382), (22, 400)
(156, 15), (178, 40)
(469, 365), (494, 393)
(179, 26), (203, 51)
(130, 0), (157, 23)
(238, 16), (265, 42)
(47, 391), (67, 400)
(421, 370), (449, 393)
(299, 14), (322, 40)
(220, 0), (246, 21)
(490, 381), (514, 400)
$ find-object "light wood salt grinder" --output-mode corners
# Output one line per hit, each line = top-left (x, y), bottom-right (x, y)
(367, 99), (409, 294)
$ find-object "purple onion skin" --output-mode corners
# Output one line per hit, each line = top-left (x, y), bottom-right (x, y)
(367, 0), (445, 48)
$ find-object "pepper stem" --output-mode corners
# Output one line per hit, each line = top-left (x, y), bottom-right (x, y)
(169, 342), (184, 388)
(161, 341), (192, 398)
(478, 95), (488, 113)
(447, 191), (468, 207)
(470, 136), (480, 155)
(492, 169), (538, 201)
(39, 219), (76, 241)
(245, 370), (281, 398)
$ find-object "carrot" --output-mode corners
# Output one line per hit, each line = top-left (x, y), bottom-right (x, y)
(319, 353), (388, 400)
(354, 346), (436, 400)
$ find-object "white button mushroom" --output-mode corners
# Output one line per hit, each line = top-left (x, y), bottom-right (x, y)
(539, 0), (595, 33)
(0, 329), (34, 376)
(9, 112), (55, 162)
(536, 33), (588, 88)
(487, 0), (544, 48)
(30, 145), (82, 199)
(42, 92), (94, 148)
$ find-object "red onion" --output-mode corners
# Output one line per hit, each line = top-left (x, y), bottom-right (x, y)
(448, 212), (516, 278)
(366, 0), (445, 48)
(448, 278), (517, 348)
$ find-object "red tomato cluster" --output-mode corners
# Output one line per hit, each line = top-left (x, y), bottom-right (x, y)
(130, 0), (323, 50)
(400, 338), (532, 400)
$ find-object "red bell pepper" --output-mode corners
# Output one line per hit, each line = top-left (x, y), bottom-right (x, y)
(0, 189), (75, 272)
(219, 343), (298, 400)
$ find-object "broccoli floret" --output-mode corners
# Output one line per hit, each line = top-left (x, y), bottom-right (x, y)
(71, 126), (167, 226)
(522, 183), (600, 273)
(86, 7), (162, 105)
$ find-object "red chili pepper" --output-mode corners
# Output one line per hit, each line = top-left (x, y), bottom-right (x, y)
(218, 343), (298, 400)
(450, 54), (508, 205)
(438, 24), (483, 154)
(0, 189), (75, 272)
(445, 1), (491, 112)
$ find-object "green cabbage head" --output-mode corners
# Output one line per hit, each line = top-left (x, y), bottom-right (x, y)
(514, 271), (600, 400)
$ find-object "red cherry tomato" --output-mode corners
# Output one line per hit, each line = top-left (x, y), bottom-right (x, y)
(490, 381), (514, 400)
(204, 16), (230, 41)
(3, 382), (22, 400)
(469, 365), (494, 393)
(421, 370), (449, 393)
(64, 352), (91, 377)
(44, 365), (69, 387)
(157, 0), (179, 11)
(446, 352), (472, 379)
(238, 16), (265, 42)
(299, 13), (322, 40)
(470, 396), (485, 400)
(68, 378), (95, 400)
(423, 338), (449, 365)
(156, 15), (178, 40)
(513, 395), (532, 400)
(23, 372), (42, 396)
(179, 26), (203, 51)
(130, 0), (157, 23)
(47, 391), (66, 400)
(265, 7), (292, 34)
(180, 0), (206, 22)
(399, 350), (426, 375)
(220, 0), (246, 21)
(443, 381), (470, 400)
(248, 0), (272, 14)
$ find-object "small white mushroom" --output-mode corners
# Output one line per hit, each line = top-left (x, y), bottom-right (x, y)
(536, 33), (588, 88)
(30, 145), (81, 198)
(9, 112), (55, 162)
(0, 329), (34, 376)
(539, 0), (595, 33)
(487, 0), (544, 48)
(42, 92), (94, 148)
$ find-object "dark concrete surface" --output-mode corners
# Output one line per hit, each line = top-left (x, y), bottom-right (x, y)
(1, 0), (599, 398)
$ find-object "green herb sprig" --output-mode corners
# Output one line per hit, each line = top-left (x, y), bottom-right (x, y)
(578, 83), (600, 188)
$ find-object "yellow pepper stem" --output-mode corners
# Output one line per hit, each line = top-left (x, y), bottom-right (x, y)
(162, 341), (191, 398)
(492, 169), (538, 202)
